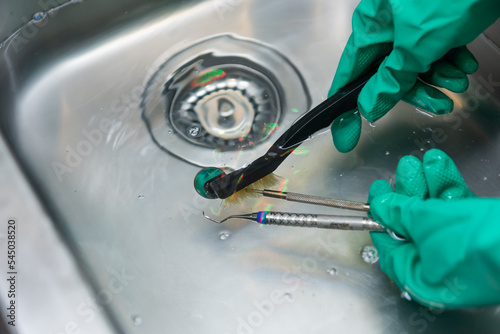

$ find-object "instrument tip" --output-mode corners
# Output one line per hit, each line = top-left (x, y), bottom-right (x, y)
(202, 211), (224, 224)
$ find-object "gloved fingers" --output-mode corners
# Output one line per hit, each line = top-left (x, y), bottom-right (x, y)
(330, 110), (362, 153)
(368, 179), (393, 203)
(419, 59), (469, 93)
(329, 43), (391, 151)
(395, 155), (429, 199)
(422, 149), (475, 200)
(370, 231), (414, 292)
(357, 51), (421, 122)
(370, 192), (416, 238)
(328, 39), (392, 97)
(328, 0), (395, 96)
(372, 193), (477, 245)
(373, 237), (444, 310)
(373, 195), (500, 309)
(444, 46), (479, 75)
(350, 0), (394, 40)
(401, 80), (454, 115)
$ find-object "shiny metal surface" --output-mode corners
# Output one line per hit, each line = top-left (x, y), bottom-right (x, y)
(194, 89), (256, 140)
(1, 0), (500, 333)
(0, 133), (115, 334)
(257, 212), (384, 231)
(0, 0), (72, 41)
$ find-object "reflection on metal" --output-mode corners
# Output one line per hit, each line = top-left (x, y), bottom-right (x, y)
(194, 89), (255, 140)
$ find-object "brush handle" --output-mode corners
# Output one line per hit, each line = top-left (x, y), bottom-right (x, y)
(271, 60), (382, 151)
(258, 211), (384, 231)
(260, 190), (370, 212)
(207, 60), (382, 199)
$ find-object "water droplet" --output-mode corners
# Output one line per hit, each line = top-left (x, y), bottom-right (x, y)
(138, 195), (145, 199)
(400, 291), (412, 301)
(167, 130), (172, 134)
(361, 245), (379, 264)
(219, 231), (230, 240)
(187, 125), (201, 137)
(284, 293), (293, 301)
(131, 315), (142, 325)
(326, 268), (337, 276)
(420, 148), (424, 152)
(483, 177), (488, 181)
(385, 151), (390, 156)
(32, 12), (46, 21)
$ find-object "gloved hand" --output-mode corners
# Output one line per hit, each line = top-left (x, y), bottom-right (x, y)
(369, 149), (500, 309)
(329, 0), (500, 153)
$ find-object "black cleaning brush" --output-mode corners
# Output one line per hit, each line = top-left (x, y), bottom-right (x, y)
(194, 62), (381, 200)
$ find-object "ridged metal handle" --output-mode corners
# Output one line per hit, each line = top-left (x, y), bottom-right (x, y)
(264, 212), (384, 231)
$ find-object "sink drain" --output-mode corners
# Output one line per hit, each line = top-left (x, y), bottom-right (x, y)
(167, 57), (281, 150)
(141, 34), (310, 168)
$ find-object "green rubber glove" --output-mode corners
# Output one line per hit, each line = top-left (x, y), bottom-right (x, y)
(329, 0), (500, 153)
(369, 149), (500, 309)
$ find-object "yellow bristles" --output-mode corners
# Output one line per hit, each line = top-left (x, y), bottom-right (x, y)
(222, 173), (283, 206)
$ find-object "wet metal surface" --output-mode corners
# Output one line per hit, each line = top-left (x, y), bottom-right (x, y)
(1, 0), (500, 333)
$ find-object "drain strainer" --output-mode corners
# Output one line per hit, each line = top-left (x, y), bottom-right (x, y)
(167, 58), (281, 150)
(141, 34), (310, 168)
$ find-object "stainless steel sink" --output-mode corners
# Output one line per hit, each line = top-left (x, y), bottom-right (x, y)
(1, 0), (500, 333)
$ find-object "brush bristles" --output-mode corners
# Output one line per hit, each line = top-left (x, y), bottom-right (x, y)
(222, 173), (283, 206)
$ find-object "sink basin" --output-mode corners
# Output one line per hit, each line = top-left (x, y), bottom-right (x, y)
(1, 0), (500, 333)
